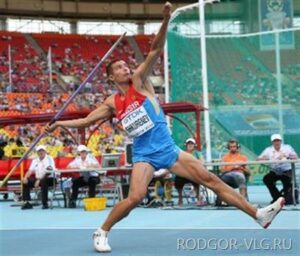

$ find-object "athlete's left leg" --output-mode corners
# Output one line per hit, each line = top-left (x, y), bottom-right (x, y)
(170, 151), (285, 229)
(170, 151), (255, 218)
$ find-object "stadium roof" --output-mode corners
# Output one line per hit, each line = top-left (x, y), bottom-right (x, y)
(0, 1), (299, 21)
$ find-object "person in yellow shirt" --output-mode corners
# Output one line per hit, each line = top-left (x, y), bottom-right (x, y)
(14, 138), (26, 158)
(153, 169), (173, 206)
(113, 131), (124, 146)
(219, 139), (250, 200)
(4, 138), (18, 158)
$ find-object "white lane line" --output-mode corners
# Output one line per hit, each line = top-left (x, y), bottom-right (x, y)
(1, 227), (299, 231)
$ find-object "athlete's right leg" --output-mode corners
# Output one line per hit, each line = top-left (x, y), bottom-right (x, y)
(93, 162), (154, 252)
(101, 162), (154, 231)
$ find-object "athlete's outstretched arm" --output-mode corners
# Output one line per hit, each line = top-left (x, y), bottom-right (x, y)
(132, 2), (172, 94)
(45, 96), (114, 133)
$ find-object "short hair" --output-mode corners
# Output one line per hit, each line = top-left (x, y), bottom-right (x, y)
(227, 139), (240, 149)
(106, 59), (122, 77)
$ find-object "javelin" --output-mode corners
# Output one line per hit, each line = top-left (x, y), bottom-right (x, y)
(0, 32), (126, 188)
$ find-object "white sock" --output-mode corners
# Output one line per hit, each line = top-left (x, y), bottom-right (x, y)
(256, 208), (263, 219)
(98, 228), (108, 236)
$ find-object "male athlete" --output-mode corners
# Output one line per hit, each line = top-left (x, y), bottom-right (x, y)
(46, 2), (285, 253)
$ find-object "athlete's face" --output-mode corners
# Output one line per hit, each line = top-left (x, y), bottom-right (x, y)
(109, 60), (131, 85)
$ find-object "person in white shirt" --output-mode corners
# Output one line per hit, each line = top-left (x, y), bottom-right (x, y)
(68, 145), (100, 208)
(21, 145), (56, 210)
(258, 134), (298, 204)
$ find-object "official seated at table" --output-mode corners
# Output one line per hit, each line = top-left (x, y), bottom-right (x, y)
(258, 134), (298, 205)
(67, 145), (100, 208)
(21, 145), (56, 210)
(220, 140), (249, 198)
(215, 139), (249, 206)
(174, 138), (205, 206)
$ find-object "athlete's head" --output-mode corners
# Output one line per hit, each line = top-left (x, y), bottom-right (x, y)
(106, 59), (131, 85)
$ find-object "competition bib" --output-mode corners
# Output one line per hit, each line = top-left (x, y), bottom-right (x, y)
(121, 105), (154, 137)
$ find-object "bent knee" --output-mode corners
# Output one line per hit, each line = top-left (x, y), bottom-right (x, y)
(127, 193), (145, 206)
(201, 172), (222, 189)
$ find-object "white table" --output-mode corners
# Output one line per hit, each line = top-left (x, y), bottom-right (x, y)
(49, 166), (133, 207)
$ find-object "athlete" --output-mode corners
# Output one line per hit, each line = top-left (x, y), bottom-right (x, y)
(46, 2), (285, 253)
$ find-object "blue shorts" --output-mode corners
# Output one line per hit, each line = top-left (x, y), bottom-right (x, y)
(132, 145), (181, 171)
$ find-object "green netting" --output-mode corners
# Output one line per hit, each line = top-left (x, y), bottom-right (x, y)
(167, 4), (300, 184)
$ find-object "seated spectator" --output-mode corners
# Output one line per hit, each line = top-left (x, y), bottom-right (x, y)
(174, 138), (206, 206)
(67, 145), (100, 208)
(0, 138), (7, 160)
(153, 169), (173, 207)
(61, 138), (74, 157)
(216, 139), (249, 205)
(3, 138), (17, 158)
(13, 138), (26, 158)
(21, 145), (56, 210)
(258, 134), (298, 205)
